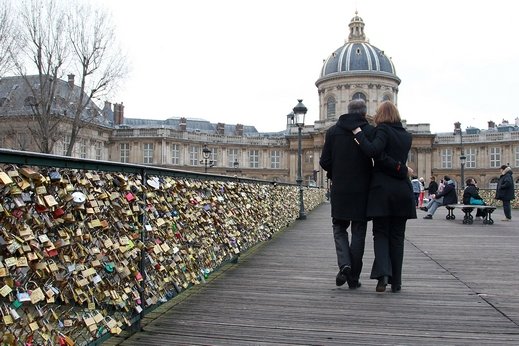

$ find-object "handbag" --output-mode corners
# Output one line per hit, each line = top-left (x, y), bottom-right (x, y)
(469, 197), (485, 205)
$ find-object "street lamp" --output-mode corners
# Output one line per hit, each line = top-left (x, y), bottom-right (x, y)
(293, 99), (307, 220)
(454, 122), (465, 189)
(200, 144), (215, 173)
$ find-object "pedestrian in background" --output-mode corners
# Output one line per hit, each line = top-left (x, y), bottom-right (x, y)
(411, 176), (421, 207)
(495, 164), (515, 221)
(463, 178), (487, 220)
(351, 101), (416, 293)
(320, 99), (373, 289)
(425, 176), (438, 200)
(422, 176), (458, 219)
(418, 177), (425, 207)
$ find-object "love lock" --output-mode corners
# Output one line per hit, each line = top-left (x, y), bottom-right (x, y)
(71, 191), (87, 205)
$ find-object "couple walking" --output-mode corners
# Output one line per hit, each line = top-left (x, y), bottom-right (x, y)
(320, 99), (416, 293)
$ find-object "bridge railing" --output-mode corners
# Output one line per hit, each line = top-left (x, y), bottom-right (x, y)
(0, 149), (325, 345)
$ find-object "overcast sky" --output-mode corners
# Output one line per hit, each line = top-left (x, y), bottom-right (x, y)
(96, 0), (519, 134)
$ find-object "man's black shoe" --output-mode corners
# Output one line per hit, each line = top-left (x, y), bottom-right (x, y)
(348, 281), (362, 289)
(423, 215), (432, 219)
(336, 265), (351, 286)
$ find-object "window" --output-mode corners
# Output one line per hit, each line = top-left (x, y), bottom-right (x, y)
(489, 147), (501, 168)
(249, 150), (259, 168)
(62, 135), (71, 156)
(326, 96), (336, 119)
(95, 142), (102, 161)
(171, 144), (180, 165)
(143, 143), (153, 164)
(515, 146), (519, 167)
(24, 96), (37, 107)
(304, 151), (313, 164)
(228, 149), (239, 167)
(77, 139), (86, 158)
(120, 143), (130, 163)
(465, 147), (476, 168)
(270, 150), (281, 169)
(189, 145), (199, 165)
(352, 92), (366, 101)
(208, 147), (218, 164)
(441, 148), (452, 169)
(382, 94), (392, 101)
(408, 149), (415, 163)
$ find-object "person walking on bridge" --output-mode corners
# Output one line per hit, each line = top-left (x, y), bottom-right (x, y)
(320, 99), (373, 289)
(351, 101), (416, 293)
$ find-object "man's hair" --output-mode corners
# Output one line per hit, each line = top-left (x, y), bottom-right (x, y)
(348, 99), (367, 116)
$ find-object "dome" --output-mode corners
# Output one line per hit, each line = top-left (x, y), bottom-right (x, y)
(319, 12), (397, 79)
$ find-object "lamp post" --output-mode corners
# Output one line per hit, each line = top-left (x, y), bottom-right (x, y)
(200, 144), (215, 173)
(293, 99), (307, 220)
(454, 122), (465, 189)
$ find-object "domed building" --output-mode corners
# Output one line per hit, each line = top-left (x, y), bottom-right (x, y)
(2, 12), (517, 194)
(315, 12), (400, 125)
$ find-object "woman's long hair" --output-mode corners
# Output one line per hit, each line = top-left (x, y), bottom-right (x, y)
(374, 101), (401, 125)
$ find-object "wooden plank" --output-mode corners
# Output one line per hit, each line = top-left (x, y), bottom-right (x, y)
(103, 204), (519, 345)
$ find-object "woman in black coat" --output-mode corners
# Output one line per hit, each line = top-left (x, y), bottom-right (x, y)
(352, 101), (416, 293)
(463, 178), (486, 218)
(495, 165), (515, 221)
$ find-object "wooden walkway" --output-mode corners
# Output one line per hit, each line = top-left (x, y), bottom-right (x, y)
(104, 203), (519, 345)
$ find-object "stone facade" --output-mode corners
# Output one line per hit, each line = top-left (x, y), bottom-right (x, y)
(1, 13), (518, 190)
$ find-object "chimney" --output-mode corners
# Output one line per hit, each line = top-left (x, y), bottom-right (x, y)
(179, 117), (187, 131)
(216, 122), (225, 135)
(102, 101), (112, 120)
(67, 74), (75, 88)
(114, 102), (124, 125)
(488, 120), (495, 129)
(235, 124), (244, 136)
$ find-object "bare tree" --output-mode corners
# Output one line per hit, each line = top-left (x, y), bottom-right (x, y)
(14, 0), (70, 153)
(12, 0), (127, 155)
(65, 1), (127, 156)
(0, 0), (18, 77)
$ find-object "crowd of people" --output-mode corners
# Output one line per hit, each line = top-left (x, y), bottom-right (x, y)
(320, 99), (515, 294)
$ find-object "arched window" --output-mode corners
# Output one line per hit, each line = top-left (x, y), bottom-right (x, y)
(24, 96), (37, 107)
(326, 96), (336, 119)
(382, 94), (392, 102)
(352, 92), (366, 101)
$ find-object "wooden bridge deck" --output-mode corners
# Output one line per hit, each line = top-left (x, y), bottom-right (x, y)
(104, 203), (519, 345)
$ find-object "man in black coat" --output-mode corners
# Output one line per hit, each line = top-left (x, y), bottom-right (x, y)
(320, 99), (374, 288)
(425, 176), (439, 199)
(495, 165), (515, 221)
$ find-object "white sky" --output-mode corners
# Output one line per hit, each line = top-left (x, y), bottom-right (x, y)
(97, 0), (519, 134)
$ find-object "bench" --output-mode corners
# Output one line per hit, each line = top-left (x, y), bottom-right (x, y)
(445, 204), (497, 224)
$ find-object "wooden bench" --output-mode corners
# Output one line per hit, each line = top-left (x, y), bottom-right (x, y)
(445, 204), (497, 224)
